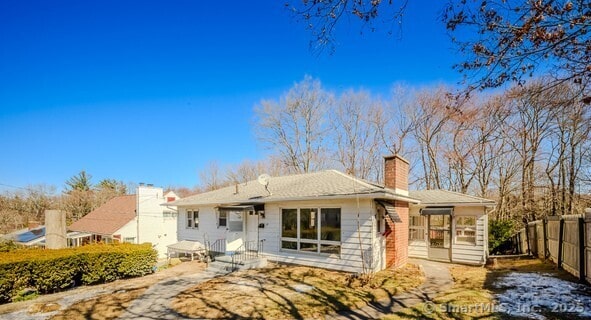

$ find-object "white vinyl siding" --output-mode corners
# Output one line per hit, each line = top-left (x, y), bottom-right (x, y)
(408, 206), (488, 265)
(263, 199), (375, 273)
(177, 199), (378, 273)
(178, 207), (227, 244)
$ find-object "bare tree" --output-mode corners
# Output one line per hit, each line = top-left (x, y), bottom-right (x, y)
(286, 0), (408, 53)
(0, 185), (57, 233)
(198, 161), (227, 192)
(408, 87), (457, 190)
(331, 90), (383, 180)
(444, 0), (591, 100)
(255, 76), (332, 173)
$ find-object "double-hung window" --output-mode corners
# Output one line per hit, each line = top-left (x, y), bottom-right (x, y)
(218, 211), (227, 227)
(409, 215), (425, 241)
(281, 207), (341, 256)
(455, 216), (476, 245)
(187, 210), (199, 229)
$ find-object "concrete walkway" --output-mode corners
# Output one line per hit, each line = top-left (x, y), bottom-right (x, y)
(117, 270), (221, 320)
(326, 258), (454, 319)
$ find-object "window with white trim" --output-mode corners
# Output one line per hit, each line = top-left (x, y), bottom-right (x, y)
(123, 237), (136, 243)
(281, 208), (341, 255)
(409, 215), (425, 241)
(187, 210), (199, 229)
(218, 210), (227, 227)
(455, 216), (476, 244)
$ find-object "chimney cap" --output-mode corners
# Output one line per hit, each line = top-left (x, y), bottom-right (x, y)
(383, 154), (409, 164)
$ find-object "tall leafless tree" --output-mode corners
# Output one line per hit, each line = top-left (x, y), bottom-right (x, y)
(255, 76), (332, 173)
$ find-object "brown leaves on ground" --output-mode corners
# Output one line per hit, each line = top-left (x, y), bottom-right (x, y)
(172, 263), (424, 319)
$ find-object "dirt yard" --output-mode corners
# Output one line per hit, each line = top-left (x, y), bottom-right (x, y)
(172, 263), (424, 319)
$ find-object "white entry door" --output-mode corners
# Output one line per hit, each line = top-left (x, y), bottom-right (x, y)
(245, 211), (259, 244)
(226, 210), (244, 252)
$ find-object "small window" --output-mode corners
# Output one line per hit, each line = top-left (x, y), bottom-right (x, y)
(167, 197), (176, 202)
(228, 211), (243, 231)
(219, 211), (227, 227)
(187, 210), (198, 229)
(376, 207), (386, 234)
(409, 215), (425, 241)
(456, 216), (477, 245)
(163, 211), (177, 218)
(123, 237), (135, 243)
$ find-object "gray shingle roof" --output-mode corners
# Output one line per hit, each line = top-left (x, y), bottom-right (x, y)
(170, 170), (418, 207)
(409, 189), (495, 206)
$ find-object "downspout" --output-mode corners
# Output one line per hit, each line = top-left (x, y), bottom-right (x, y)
(370, 201), (376, 272)
(136, 187), (140, 244)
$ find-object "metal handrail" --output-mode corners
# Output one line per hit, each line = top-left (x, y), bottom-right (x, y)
(206, 238), (226, 261)
(230, 240), (263, 271)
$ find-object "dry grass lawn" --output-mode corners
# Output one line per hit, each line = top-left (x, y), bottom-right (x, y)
(172, 263), (424, 319)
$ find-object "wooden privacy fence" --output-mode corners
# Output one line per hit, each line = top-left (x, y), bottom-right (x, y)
(511, 211), (591, 283)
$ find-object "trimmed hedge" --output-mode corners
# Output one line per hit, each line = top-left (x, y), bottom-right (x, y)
(0, 243), (157, 304)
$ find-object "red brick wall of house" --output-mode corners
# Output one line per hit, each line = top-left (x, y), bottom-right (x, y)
(383, 155), (410, 268)
(385, 201), (409, 268)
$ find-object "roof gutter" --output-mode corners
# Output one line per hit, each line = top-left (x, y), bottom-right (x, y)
(167, 191), (421, 207)
(412, 202), (496, 208)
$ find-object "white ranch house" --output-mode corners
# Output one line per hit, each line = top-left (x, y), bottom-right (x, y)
(169, 155), (496, 272)
(170, 156), (415, 273)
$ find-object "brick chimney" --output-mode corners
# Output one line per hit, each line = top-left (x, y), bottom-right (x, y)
(384, 155), (409, 195)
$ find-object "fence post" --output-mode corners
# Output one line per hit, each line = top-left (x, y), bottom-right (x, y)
(579, 217), (585, 282)
(558, 218), (564, 269)
(543, 218), (548, 259)
(525, 223), (531, 255)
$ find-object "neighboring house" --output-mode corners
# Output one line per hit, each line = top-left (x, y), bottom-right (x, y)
(2, 222), (91, 248)
(408, 190), (495, 265)
(68, 185), (179, 258)
(170, 156), (419, 273)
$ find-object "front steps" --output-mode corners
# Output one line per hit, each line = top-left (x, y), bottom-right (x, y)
(207, 255), (268, 274)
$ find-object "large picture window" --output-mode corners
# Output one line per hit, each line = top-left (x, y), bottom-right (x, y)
(281, 207), (341, 256)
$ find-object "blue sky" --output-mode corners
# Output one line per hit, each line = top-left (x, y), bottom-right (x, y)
(0, 0), (462, 192)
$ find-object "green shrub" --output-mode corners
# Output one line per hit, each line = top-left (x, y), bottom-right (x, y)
(0, 243), (157, 304)
(0, 240), (17, 252)
(489, 219), (516, 255)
